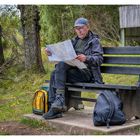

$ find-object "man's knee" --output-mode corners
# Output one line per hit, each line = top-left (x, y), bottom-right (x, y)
(55, 62), (66, 70)
(67, 69), (78, 83)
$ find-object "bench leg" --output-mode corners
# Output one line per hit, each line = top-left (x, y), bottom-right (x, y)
(65, 89), (84, 111)
(119, 89), (140, 120)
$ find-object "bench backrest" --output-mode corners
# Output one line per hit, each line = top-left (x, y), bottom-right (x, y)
(102, 46), (140, 75)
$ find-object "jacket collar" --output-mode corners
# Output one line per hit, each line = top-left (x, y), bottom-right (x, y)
(72, 31), (99, 50)
(84, 31), (99, 50)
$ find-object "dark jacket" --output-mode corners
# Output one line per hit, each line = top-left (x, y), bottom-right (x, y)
(71, 31), (104, 84)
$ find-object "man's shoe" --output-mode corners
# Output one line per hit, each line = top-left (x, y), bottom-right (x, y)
(51, 94), (67, 112)
(42, 108), (62, 119)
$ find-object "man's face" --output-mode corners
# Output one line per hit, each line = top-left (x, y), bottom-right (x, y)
(74, 25), (89, 39)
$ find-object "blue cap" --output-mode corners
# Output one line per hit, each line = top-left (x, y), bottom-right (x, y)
(74, 17), (89, 27)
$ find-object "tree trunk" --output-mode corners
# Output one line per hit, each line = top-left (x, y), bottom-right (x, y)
(18, 5), (45, 73)
(0, 25), (5, 66)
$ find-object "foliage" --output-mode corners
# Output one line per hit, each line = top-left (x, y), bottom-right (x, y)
(0, 5), (21, 50)
(39, 5), (120, 46)
(40, 5), (77, 45)
(79, 5), (120, 42)
(0, 5), (23, 71)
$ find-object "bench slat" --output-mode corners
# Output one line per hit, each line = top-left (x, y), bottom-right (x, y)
(103, 46), (140, 54)
(103, 56), (140, 65)
(66, 83), (138, 90)
(101, 66), (140, 75)
(71, 95), (96, 102)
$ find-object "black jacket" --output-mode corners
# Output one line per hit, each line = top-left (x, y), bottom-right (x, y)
(71, 31), (104, 83)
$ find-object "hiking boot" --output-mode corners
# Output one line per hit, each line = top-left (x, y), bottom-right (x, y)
(51, 94), (67, 112)
(42, 108), (62, 119)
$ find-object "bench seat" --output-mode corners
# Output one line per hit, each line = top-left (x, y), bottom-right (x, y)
(65, 46), (140, 119)
(66, 82), (139, 91)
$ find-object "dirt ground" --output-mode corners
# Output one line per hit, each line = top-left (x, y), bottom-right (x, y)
(0, 121), (66, 135)
(0, 121), (140, 135)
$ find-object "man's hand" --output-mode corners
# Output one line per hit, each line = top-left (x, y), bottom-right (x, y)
(76, 54), (87, 62)
(45, 48), (52, 56)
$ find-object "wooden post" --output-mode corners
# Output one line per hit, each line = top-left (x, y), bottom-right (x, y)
(119, 89), (140, 119)
(120, 28), (125, 47)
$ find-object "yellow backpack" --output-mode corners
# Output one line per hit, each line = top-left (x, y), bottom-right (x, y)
(32, 89), (48, 115)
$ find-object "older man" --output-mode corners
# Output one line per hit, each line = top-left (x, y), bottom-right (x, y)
(43, 17), (103, 119)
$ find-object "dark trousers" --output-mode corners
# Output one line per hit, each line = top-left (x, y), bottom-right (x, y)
(48, 62), (92, 104)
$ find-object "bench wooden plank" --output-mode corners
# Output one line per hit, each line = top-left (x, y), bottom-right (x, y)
(103, 46), (140, 54)
(103, 56), (140, 65)
(70, 95), (97, 102)
(66, 83), (138, 90)
(101, 66), (140, 75)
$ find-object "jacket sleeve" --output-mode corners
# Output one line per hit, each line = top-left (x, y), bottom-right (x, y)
(85, 38), (104, 66)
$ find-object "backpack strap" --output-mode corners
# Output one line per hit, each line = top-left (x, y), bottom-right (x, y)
(41, 90), (48, 113)
(102, 90), (115, 128)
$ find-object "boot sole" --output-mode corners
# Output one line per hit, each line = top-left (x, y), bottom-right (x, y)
(51, 106), (67, 112)
(43, 113), (62, 119)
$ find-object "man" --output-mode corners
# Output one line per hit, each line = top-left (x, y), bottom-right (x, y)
(43, 17), (103, 119)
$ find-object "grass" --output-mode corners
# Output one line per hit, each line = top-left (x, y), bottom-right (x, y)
(134, 127), (140, 134)
(102, 73), (138, 85)
(20, 118), (44, 128)
(0, 69), (51, 122)
(20, 118), (55, 131)
(0, 132), (10, 135)
(0, 49), (54, 122)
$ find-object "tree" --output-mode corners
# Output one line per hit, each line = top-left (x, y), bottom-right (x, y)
(0, 25), (5, 66)
(18, 5), (45, 73)
(40, 5), (120, 46)
(40, 5), (79, 45)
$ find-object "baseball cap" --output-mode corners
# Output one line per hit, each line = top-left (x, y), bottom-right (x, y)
(74, 17), (89, 27)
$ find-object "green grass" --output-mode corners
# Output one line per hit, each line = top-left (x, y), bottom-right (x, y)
(0, 48), (55, 122)
(0, 67), (51, 122)
(102, 73), (138, 85)
(82, 91), (97, 106)
(20, 118), (54, 131)
(20, 118), (44, 128)
(0, 132), (10, 135)
(133, 126), (140, 133)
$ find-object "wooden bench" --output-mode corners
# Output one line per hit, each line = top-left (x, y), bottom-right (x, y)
(65, 46), (140, 119)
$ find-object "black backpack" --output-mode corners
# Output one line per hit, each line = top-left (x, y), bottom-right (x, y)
(93, 90), (126, 128)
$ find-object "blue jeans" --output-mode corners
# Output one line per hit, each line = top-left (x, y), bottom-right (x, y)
(49, 62), (92, 104)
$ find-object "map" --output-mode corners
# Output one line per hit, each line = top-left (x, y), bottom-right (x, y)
(46, 40), (77, 61)
(46, 40), (87, 69)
